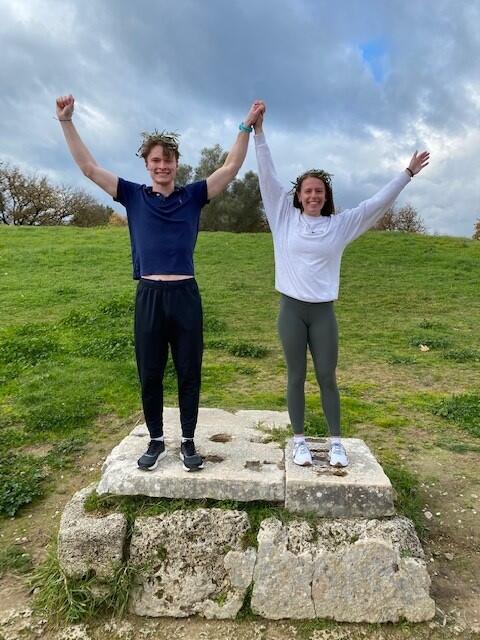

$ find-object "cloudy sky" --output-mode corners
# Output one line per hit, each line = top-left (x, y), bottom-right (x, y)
(1, 0), (479, 237)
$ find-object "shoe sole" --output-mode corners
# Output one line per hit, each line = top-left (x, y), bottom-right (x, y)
(138, 450), (167, 471)
(179, 452), (204, 472)
(328, 454), (348, 468)
(293, 459), (312, 466)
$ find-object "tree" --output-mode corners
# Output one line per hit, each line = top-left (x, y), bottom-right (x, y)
(175, 163), (193, 187)
(374, 203), (426, 233)
(70, 199), (114, 227)
(473, 219), (480, 240)
(193, 145), (266, 232)
(0, 162), (111, 226)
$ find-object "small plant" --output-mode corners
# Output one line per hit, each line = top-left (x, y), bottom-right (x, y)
(0, 545), (33, 576)
(442, 349), (480, 363)
(387, 354), (417, 365)
(409, 335), (452, 350)
(432, 394), (480, 438)
(203, 316), (227, 333)
(0, 452), (46, 517)
(75, 335), (134, 360)
(205, 339), (268, 359)
(32, 544), (137, 624)
(381, 456), (425, 536)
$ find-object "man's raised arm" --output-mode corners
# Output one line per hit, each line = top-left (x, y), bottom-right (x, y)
(56, 94), (118, 198)
(206, 101), (263, 200)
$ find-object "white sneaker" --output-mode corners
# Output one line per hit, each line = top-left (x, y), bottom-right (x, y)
(293, 441), (313, 466)
(329, 442), (348, 467)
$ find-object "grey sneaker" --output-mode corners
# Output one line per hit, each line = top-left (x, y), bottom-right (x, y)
(293, 441), (313, 466)
(328, 442), (348, 467)
(138, 439), (167, 471)
(180, 439), (204, 472)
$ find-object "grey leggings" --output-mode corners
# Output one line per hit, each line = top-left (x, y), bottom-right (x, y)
(278, 294), (341, 436)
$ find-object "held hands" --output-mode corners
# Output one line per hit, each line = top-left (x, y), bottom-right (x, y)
(244, 100), (266, 131)
(56, 94), (75, 121)
(407, 150), (430, 176)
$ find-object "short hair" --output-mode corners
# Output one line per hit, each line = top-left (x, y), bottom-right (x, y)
(136, 130), (180, 162)
(291, 169), (335, 217)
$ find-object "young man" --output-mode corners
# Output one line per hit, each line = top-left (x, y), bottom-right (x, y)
(56, 94), (262, 472)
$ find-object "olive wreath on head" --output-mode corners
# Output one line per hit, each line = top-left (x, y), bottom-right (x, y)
(290, 168), (334, 194)
(136, 129), (181, 158)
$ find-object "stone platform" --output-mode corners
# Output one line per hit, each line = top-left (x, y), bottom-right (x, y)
(97, 408), (286, 503)
(57, 409), (435, 623)
(98, 408), (394, 519)
(57, 485), (435, 623)
(285, 437), (394, 518)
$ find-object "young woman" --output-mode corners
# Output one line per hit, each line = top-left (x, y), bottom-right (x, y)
(253, 102), (429, 467)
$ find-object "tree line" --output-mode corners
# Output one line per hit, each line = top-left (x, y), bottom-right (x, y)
(2, 155), (477, 237)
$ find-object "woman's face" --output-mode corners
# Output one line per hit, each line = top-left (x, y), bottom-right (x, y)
(297, 177), (326, 216)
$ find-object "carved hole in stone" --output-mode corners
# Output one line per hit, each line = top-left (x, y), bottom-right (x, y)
(393, 562), (399, 573)
(210, 433), (232, 443)
(245, 460), (261, 471)
(204, 454), (224, 463)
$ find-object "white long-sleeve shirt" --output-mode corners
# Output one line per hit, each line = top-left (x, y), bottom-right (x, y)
(254, 132), (411, 303)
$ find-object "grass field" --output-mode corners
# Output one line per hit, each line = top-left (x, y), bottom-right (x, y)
(0, 225), (479, 638)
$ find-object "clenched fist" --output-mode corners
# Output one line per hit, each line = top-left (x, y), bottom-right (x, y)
(56, 94), (75, 120)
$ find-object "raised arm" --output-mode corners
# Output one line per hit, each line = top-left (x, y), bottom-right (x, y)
(206, 101), (263, 199)
(338, 150), (430, 245)
(253, 102), (289, 229)
(56, 95), (118, 198)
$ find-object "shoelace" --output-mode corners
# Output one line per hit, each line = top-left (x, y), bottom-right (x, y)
(147, 440), (163, 455)
(331, 443), (345, 455)
(295, 443), (310, 456)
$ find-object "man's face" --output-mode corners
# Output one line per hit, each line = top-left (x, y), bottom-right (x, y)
(146, 144), (178, 187)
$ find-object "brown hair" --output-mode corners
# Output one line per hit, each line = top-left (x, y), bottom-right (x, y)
(136, 130), (180, 162)
(291, 169), (335, 217)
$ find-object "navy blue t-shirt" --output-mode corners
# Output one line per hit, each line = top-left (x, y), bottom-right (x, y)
(114, 179), (209, 279)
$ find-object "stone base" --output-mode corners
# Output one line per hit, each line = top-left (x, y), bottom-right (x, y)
(285, 438), (395, 518)
(97, 408), (285, 503)
(58, 485), (435, 623)
(97, 409), (394, 519)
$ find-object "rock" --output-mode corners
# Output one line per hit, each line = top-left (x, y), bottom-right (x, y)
(251, 518), (316, 619)
(312, 539), (434, 622)
(98, 409), (284, 503)
(57, 484), (127, 580)
(251, 516), (434, 622)
(285, 438), (395, 518)
(128, 509), (256, 619)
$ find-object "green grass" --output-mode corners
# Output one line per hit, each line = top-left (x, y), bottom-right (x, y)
(1, 227), (479, 517)
(0, 544), (33, 576)
(31, 544), (135, 625)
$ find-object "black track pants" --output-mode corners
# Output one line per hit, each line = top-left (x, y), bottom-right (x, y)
(134, 278), (203, 439)
(277, 294), (341, 436)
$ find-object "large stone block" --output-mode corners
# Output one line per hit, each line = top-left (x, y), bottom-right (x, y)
(57, 484), (127, 580)
(128, 508), (256, 619)
(251, 516), (434, 623)
(285, 438), (395, 518)
(251, 518), (315, 619)
(97, 408), (284, 503)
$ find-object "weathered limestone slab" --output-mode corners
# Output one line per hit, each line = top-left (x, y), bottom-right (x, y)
(285, 437), (394, 518)
(251, 516), (434, 622)
(97, 408), (284, 503)
(128, 509), (256, 619)
(57, 484), (127, 580)
(251, 518), (315, 619)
